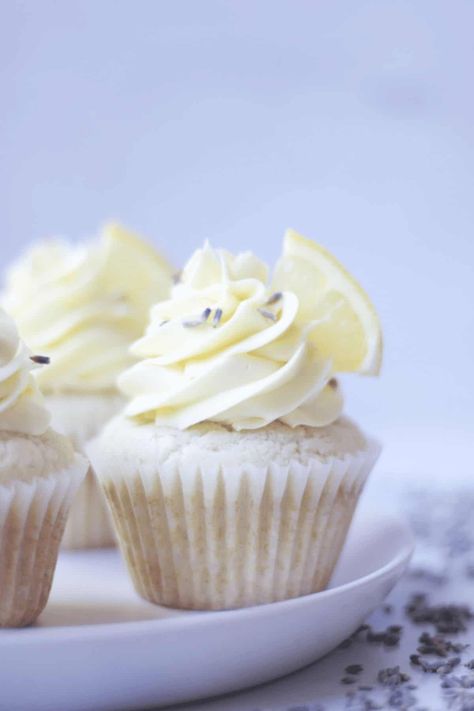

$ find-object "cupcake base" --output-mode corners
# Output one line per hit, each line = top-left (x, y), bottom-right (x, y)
(0, 454), (87, 627)
(92, 417), (380, 610)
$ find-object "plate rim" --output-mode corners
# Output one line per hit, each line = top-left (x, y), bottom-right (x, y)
(0, 512), (415, 646)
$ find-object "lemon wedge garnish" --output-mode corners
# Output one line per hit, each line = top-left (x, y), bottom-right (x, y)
(100, 222), (174, 321)
(272, 229), (382, 375)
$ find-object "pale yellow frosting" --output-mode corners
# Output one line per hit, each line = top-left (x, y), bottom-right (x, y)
(120, 242), (343, 430)
(0, 309), (51, 435)
(3, 224), (173, 393)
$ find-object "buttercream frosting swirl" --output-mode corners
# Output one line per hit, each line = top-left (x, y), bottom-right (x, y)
(120, 242), (343, 430)
(3, 224), (173, 392)
(0, 309), (51, 435)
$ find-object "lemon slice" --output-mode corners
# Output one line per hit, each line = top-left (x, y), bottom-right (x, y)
(272, 229), (382, 374)
(101, 222), (174, 322)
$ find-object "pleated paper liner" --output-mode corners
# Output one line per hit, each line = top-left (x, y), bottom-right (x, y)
(45, 394), (120, 550)
(100, 443), (380, 610)
(0, 454), (87, 627)
(62, 466), (116, 549)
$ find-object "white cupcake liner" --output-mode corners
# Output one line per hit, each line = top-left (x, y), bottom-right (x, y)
(61, 467), (116, 549)
(0, 454), (87, 627)
(45, 394), (121, 550)
(100, 442), (380, 610)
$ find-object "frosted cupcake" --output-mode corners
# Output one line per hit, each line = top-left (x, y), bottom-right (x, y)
(89, 229), (382, 609)
(0, 309), (87, 627)
(3, 223), (173, 548)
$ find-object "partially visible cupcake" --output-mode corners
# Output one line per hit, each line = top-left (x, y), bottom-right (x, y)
(89, 229), (383, 609)
(0, 309), (87, 627)
(3, 223), (173, 548)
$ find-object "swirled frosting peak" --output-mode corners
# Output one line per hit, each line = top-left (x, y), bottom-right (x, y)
(3, 223), (174, 392)
(120, 241), (343, 430)
(0, 309), (51, 435)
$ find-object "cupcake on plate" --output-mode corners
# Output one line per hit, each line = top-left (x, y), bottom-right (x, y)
(3, 223), (173, 548)
(0, 309), (87, 627)
(89, 229), (383, 610)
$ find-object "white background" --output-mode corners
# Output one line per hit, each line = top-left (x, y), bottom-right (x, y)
(1, 0), (473, 441)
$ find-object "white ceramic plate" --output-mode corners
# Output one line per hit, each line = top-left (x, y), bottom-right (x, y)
(0, 508), (414, 711)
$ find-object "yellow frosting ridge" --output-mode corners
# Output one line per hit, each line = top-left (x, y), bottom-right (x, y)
(120, 240), (344, 430)
(0, 309), (51, 435)
(3, 223), (174, 392)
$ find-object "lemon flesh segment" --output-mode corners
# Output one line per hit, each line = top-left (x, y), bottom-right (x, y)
(272, 229), (382, 375)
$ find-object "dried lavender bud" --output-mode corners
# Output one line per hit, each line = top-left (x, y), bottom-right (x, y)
(212, 308), (223, 327)
(258, 308), (277, 322)
(417, 631), (467, 657)
(159, 320), (170, 327)
(405, 594), (473, 634)
(411, 653), (442, 673)
(341, 676), (357, 685)
(346, 664), (364, 675)
(377, 666), (410, 687)
(437, 657), (461, 675)
(266, 291), (283, 305)
(182, 308), (212, 328)
(30, 354), (50, 364)
(384, 633), (402, 647)
(366, 625), (402, 647)
(465, 660), (474, 670)
(410, 654), (461, 674)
